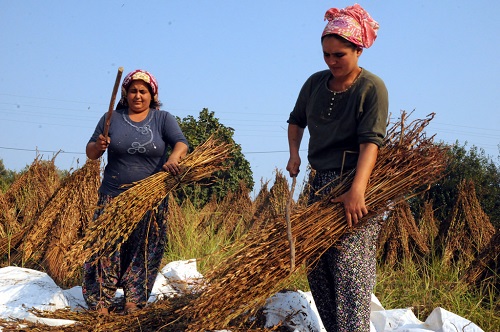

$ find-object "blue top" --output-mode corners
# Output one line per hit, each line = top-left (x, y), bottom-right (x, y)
(89, 108), (188, 196)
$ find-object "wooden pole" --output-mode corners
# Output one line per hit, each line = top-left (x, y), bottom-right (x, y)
(103, 67), (124, 138)
(285, 176), (297, 273)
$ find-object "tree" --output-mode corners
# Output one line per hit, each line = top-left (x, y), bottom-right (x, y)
(0, 159), (16, 192)
(411, 142), (500, 229)
(174, 108), (254, 208)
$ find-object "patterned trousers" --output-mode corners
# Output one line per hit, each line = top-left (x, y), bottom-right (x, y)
(307, 170), (381, 332)
(82, 193), (168, 310)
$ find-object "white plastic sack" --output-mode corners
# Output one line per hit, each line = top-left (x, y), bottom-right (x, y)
(425, 307), (484, 332)
(0, 263), (486, 332)
(149, 259), (203, 301)
(264, 290), (324, 331)
(0, 266), (76, 326)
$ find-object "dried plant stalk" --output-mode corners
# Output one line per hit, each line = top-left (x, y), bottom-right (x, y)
(180, 111), (449, 329)
(418, 199), (439, 248)
(0, 193), (16, 238)
(197, 181), (253, 237)
(61, 136), (234, 278)
(460, 231), (499, 287)
(377, 200), (430, 267)
(19, 160), (100, 265)
(41, 159), (101, 286)
(296, 166), (315, 209)
(249, 179), (272, 230)
(249, 172), (294, 232)
(4, 156), (60, 230)
(441, 179), (495, 267)
(1, 156), (61, 266)
(268, 170), (291, 219)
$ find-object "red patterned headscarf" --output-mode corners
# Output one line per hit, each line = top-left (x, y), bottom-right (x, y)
(121, 69), (159, 103)
(322, 3), (379, 48)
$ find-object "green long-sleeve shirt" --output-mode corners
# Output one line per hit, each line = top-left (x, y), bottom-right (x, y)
(288, 68), (388, 170)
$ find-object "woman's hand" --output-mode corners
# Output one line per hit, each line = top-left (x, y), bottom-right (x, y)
(163, 155), (182, 175)
(286, 155), (301, 177)
(332, 142), (378, 228)
(331, 187), (368, 228)
(162, 142), (188, 175)
(95, 134), (110, 152)
(86, 134), (110, 160)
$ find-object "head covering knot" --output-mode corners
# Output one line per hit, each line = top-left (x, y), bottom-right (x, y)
(322, 3), (379, 48)
(121, 69), (159, 102)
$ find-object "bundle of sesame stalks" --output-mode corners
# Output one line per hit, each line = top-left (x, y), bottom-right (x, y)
(3, 156), (60, 232)
(36, 159), (100, 286)
(62, 135), (233, 278)
(181, 111), (450, 330)
(1, 159), (101, 286)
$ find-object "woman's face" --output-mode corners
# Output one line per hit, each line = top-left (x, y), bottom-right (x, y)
(126, 80), (152, 113)
(322, 36), (362, 80)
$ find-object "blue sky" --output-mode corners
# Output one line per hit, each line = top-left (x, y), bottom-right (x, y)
(1, 0), (499, 194)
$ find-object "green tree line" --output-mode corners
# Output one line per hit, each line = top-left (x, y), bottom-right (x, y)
(0, 160), (16, 192)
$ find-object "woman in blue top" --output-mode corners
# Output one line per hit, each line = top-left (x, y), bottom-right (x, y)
(83, 69), (188, 315)
(287, 4), (388, 331)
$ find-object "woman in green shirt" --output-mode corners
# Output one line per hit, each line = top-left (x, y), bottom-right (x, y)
(286, 4), (388, 331)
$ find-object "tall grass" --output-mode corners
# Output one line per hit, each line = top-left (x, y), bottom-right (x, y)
(163, 193), (251, 274)
(375, 257), (499, 332)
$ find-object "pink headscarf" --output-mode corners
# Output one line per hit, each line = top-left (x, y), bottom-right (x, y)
(121, 69), (159, 103)
(322, 3), (379, 48)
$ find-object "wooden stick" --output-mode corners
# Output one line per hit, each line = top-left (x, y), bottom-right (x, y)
(285, 176), (297, 273)
(103, 67), (124, 138)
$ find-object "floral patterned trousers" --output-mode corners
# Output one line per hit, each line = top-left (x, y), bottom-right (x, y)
(307, 170), (381, 332)
(82, 193), (168, 310)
